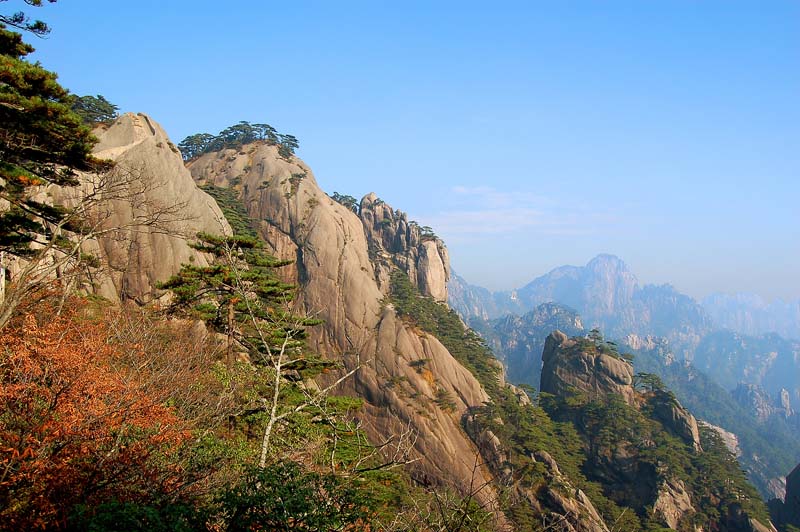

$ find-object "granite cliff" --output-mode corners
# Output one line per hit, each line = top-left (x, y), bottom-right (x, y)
(186, 142), (504, 515)
(538, 331), (774, 531)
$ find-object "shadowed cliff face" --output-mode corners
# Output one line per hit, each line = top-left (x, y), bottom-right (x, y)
(187, 143), (501, 513)
(359, 192), (450, 302)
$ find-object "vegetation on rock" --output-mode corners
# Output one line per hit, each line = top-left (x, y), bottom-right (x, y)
(178, 121), (299, 161)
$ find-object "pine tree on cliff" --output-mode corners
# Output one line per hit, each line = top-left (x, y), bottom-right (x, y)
(0, 23), (103, 258)
(0, 10), (112, 329)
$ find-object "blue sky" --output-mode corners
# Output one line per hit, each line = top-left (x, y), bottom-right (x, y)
(20, 0), (800, 300)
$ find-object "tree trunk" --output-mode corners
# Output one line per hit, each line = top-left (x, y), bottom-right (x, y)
(226, 299), (235, 367)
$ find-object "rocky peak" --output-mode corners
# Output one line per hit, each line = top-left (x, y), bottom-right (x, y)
(623, 334), (676, 365)
(53, 113), (231, 303)
(489, 303), (584, 389)
(540, 330), (637, 406)
(651, 392), (702, 452)
(187, 141), (500, 513)
(359, 193), (449, 301)
(780, 388), (795, 418)
(541, 330), (702, 450)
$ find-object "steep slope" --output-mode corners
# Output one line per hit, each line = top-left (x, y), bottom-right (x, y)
(769, 462), (800, 531)
(51, 113), (231, 303)
(628, 339), (800, 501)
(187, 143), (501, 514)
(540, 331), (775, 532)
(693, 331), (800, 413)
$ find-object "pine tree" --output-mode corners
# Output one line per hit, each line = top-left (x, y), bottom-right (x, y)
(0, 25), (106, 259)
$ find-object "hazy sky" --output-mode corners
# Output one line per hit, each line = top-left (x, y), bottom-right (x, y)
(22, 1), (799, 300)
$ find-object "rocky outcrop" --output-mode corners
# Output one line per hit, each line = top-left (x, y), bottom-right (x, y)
(653, 478), (695, 529)
(700, 421), (741, 457)
(779, 388), (795, 418)
(733, 383), (781, 422)
(46, 113), (230, 303)
(533, 451), (610, 532)
(489, 303), (584, 389)
(540, 330), (636, 406)
(623, 333), (676, 365)
(187, 143), (500, 514)
(359, 193), (449, 301)
(652, 394), (702, 451)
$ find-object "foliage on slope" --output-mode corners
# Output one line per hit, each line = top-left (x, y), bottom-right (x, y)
(391, 270), (772, 530)
(390, 270), (637, 529)
(178, 121), (299, 161)
(632, 345), (800, 499)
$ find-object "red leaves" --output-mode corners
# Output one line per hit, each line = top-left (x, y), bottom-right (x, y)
(0, 300), (190, 529)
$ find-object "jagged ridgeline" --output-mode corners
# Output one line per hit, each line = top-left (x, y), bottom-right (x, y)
(390, 272), (773, 530)
(3, 94), (778, 528)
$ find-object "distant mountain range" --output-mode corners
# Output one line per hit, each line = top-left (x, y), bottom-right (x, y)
(450, 253), (800, 500)
(703, 292), (800, 340)
(451, 254), (713, 358)
(451, 255), (800, 341)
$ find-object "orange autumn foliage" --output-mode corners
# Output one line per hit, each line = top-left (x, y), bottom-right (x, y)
(0, 302), (193, 530)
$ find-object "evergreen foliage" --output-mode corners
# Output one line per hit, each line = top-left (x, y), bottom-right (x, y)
(388, 270), (636, 528)
(331, 191), (359, 213)
(200, 184), (260, 239)
(0, 1), (54, 37)
(69, 94), (119, 124)
(390, 273), (772, 530)
(0, 23), (108, 258)
(217, 462), (374, 531)
(632, 344), (800, 498)
(178, 121), (299, 161)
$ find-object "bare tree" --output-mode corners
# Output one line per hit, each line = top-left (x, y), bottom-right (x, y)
(0, 161), (191, 329)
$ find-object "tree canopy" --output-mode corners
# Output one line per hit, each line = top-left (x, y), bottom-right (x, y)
(178, 121), (299, 161)
(70, 94), (119, 124)
(0, 24), (105, 259)
(0, 0), (56, 37)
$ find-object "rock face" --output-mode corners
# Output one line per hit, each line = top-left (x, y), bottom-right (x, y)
(733, 383), (781, 422)
(50, 113), (230, 303)
(359, 193), (449, 301)
(531, 450), (610, 532)
(700, 421), (741, 457)
(540, 330), (636, 406)
(652, 394), (702, 451)
(653, 478), (695, 530)
(489, 303), (584, 389)
(187, 143), (500, 512)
